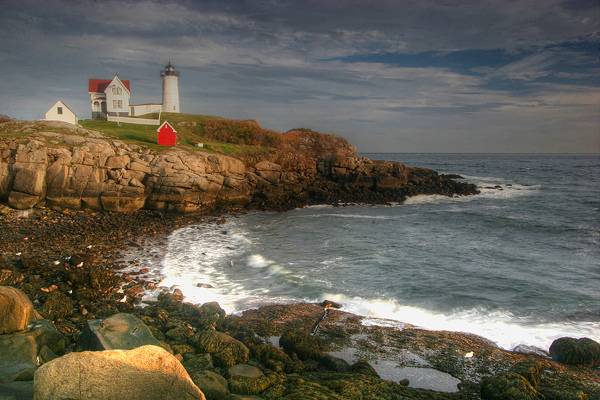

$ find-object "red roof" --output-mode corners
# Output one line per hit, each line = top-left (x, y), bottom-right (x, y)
(88, 78), (131, 93)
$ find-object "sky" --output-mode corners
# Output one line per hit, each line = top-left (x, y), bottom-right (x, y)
(0, 0), (599, 153)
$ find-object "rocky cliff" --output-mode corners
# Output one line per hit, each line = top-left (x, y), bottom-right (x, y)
(0, 120), (477, 213)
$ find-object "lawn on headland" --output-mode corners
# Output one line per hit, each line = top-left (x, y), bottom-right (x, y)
(79, 113), (276, 158)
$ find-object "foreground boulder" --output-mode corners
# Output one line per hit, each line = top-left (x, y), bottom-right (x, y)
(79, 312), (163, 350)
(0, 319), (65, 383)
(33, 345), (206, 399)
(0, 286), (35, 334)
(549, 337), (600, 367)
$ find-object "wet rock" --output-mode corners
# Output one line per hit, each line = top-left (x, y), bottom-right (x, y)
(320, 300), (342, 309)
(350, 360), (380, 377)
(481, 373), (540, 400)
(157, 291), (184, 310)
(549, 337), (600, 367)
(190, 370), (229, 400)
(251, 343), (293, 373)
(0, 319), (65, 383)
(195, 330), (249, 368)
(171, 344), (195, 357)
(512, 344), (549, 358)
(280, 331), (326, 361)
(228, 364), (275, 395)
(166, 323), (196, 343)
(0, 286), (35, 334)
(33, 345), (206, 400)
(510, 360), (543, 388)
(42, 291), (73, 320)
(79, 312), (162, 351)
(0, 270), (25, 287)
(183, 352), (214, 374)
(173, 288), (185, 302)
(319, 354), (350, 372)
(0, 381), (33, 400)
(182, 302), (226, 330)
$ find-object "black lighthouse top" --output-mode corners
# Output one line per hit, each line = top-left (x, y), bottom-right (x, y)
(161, 62), (180, 77)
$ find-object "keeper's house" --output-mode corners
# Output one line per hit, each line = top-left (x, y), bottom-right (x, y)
(44, 100), (78, 125)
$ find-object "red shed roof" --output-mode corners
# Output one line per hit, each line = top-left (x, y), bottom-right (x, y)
(88, 78), (131, 93)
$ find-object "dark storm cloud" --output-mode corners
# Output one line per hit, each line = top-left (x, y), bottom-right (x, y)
(0, 0), (598, 152)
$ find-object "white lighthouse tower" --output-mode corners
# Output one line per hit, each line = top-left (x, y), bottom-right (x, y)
(161, 62), (180, 113)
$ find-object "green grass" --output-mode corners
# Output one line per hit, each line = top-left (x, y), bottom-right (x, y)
(79, 114), (274, 158)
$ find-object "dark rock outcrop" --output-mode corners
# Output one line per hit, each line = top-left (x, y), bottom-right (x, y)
(0, 122), (478, 213)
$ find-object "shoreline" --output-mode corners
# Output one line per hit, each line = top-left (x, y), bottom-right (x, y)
(1, 205), (599, 398)
(0, 120), (598, 397)
(118, 206), (599, 353)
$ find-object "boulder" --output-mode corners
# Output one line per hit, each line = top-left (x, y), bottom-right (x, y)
(0, 319), (65, 383)
(512, 344), (549, 358)
(227, 364), (274, 395)
(181, 301), (226, 330)
(480, 373), (540, 400)
(320, 300), (342, 309)
(0, 286), (35, 334)
(319, 354), (350, 372)
(195, 330), (249, 368)
(42, 291), (73, 320)
(79, 313), (162, 351)
(33, 345), (206, 400)
(7, 191), (40, 210)
(12, 166), (46, 196)
(280, 331), (325, 360)
(190, 370), (229, 400)
(105, 155), (130, 169)
(0, 270), (25, 287)
(254, 161), (282, 184)
(549, 337), (600, 367)
(0, 381), (34, 400)
(183, 353), (214, 374)
(250, 344), (292, 373)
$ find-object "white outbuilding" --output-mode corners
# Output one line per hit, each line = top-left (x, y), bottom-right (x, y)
(44, 100), (78, 125)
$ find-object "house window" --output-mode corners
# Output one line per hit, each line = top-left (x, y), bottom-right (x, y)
(113, 100), (118, 109)
(57, 107), (63, 115)
(117, 100), (123, 108)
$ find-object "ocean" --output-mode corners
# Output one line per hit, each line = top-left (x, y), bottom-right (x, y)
(145, 153), (600, 350)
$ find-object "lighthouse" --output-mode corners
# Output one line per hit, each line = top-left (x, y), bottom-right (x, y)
(161, 62), (180, 113)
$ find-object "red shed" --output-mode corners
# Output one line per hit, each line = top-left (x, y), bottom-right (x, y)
(157, 121), (177, 146)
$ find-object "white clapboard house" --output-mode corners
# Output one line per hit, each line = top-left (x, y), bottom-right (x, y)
(44, 100), (78, 125)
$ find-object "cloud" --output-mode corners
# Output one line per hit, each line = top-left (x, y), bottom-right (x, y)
(0, 0), (598, 153)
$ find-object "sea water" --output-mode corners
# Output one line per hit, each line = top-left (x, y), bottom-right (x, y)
(153, 154), (600, 350)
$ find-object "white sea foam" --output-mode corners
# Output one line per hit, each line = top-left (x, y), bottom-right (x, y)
(403, 177), (540, 205)
(127, 197), (595, 352)
(318, 293), (600, 350)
